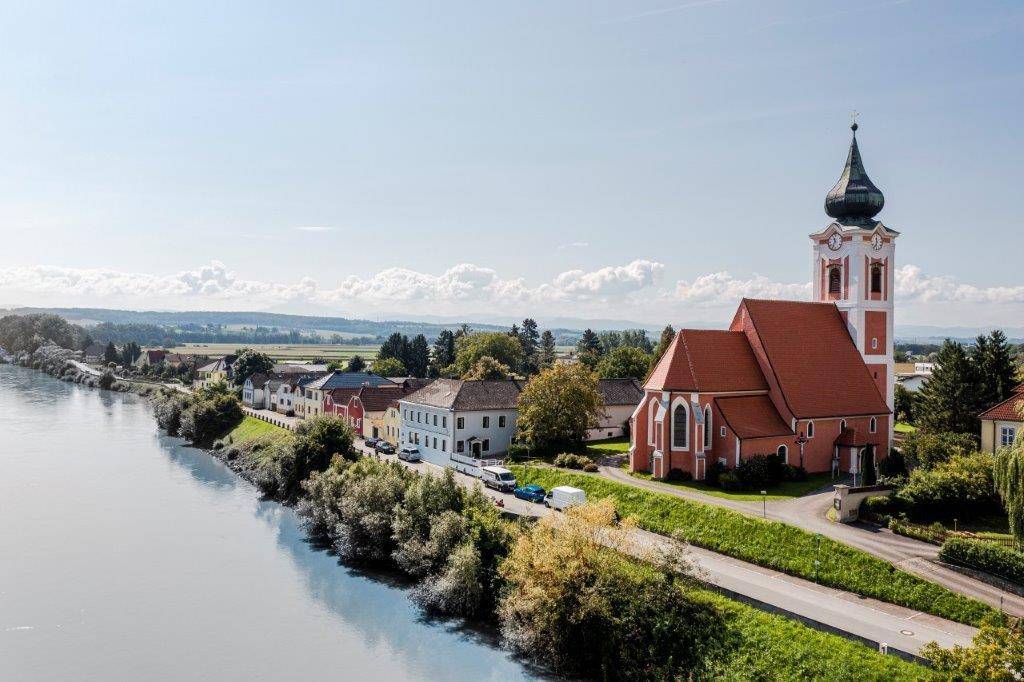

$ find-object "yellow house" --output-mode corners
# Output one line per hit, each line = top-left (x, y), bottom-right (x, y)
(381, 401), (402, 445)
(979, 388), (1023, 453)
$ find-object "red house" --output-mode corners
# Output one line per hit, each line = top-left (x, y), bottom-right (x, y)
(324, 384), (411, 437)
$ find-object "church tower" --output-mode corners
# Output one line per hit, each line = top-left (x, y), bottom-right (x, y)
(810, 120), (898, 414)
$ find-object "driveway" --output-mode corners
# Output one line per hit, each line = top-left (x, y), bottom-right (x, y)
(353, 440), (974, 657)
(600, 464), (1024, 616)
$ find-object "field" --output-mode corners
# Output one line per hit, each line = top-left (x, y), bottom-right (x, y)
(167, 343), (379, 363)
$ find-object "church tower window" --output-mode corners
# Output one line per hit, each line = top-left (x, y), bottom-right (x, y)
(870, 264), (883, 294)
(828, 267), (841, 295)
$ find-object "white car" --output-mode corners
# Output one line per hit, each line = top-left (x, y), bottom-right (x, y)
(397, 445), (421, 462)
(544, 485), (586, 511)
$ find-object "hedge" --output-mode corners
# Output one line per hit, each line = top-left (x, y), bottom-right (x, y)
(940, 536), (1024, 586)
(509, 465), (994, 626)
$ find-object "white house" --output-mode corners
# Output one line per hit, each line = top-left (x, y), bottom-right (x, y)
(399, 379), (523, 475)
(588, 378), (644, 441)
(242, 373), (272, 408)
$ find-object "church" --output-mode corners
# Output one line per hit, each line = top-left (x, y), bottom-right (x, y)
(630, 122), (896, 480)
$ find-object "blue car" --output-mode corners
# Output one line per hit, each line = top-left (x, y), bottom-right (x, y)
(513, 484), (546, 503)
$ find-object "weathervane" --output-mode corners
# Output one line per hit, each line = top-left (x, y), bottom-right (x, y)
(850, 110), (859, 132)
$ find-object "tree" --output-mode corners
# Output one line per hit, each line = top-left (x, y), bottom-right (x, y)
(98, 370), (116, 390)
(464, 356), (512, 381)
(289, 416), (357, 499)
(975, 330), (1018, 410)
(430, 329), (457, 377)
(372, 356), (407, 377)
(408, 334), (430, 378)
(516, 363), (604, 453)
(916, 340), (983, 435)
(378, 333), (407, 364)
(0, 313), (82, 352)
(996, 443), (1024, 547)
(901, 430), (977, 470)
(231, 348), (275, 385)
(453, 332), (525, 376)
(650, 325), (675, 373)
(517, 318), (540, 374)
(894, 383), (916, 424)
(345, 355), (367, 373)
(103, 341), (119, 364)
(923, 618), (1024, 680)
(596, 346), (651, 380)
(120, 341), (141, 367)
(539, 330), (557, 368)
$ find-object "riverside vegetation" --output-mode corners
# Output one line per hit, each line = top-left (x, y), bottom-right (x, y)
(147, 391), (936, 679)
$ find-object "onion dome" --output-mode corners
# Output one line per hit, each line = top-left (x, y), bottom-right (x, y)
(825, 121), (884, 221)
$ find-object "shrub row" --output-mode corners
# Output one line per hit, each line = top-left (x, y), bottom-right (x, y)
(553, 452), (596, 471)
(940, 536), (1024, 586)
(509, 465), (993, 626)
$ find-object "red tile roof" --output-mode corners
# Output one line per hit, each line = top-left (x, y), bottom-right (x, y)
(737, 299), (889, 419)
(645, 330), (768, 393)
(979, 394), (1024, 422)
(356, 385), (412, 412)
(715, 395), (792, 438)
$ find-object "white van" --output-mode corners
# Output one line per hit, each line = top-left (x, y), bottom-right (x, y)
(544, 486), (586, 511)
(480, 466), (516, 493)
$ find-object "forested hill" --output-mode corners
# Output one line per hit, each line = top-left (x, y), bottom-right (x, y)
(1, 307), (582, 343)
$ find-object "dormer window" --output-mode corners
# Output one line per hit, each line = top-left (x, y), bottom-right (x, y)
(828, 267), (841, 295)
(870, 264), (883, 294)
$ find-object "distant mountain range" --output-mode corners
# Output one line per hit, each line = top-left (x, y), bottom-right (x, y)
(2, 307), (1020, 344)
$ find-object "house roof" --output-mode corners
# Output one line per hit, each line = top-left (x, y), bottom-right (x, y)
(246, 373), (271, 387)
(597, 378), (644, 406)
(197, 355), (236, 373)
(273, 363), (330, 374)
(388, 377), (435, 391)
(735, 299), (890, 419)
(356, 385), (411, 412)
(715, 395), (792, 439)
(979, 394), (1024, 422)
(402, 379), (523, 411)
(645, 330), (769, 393)
(145, 350), (167, 362)
(307, 371), (397, 391)
(835, 427), (869, 447)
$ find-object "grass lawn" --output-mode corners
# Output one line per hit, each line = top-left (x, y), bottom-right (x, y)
(895, 422), (917, 434)
(508, 464), (994, 626)
(635, 471), (837, 502)
(585, 436), (630, 458)
(225, 416), (291, 445)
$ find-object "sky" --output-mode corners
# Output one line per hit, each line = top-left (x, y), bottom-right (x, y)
(1, 0), (1022, 328)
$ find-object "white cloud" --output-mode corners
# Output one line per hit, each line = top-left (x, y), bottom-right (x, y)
(895, 265), (1024, 304)
(551, 260), (664, 297)
(669, 271), (811, 306)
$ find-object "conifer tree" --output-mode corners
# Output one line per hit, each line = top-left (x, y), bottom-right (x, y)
(916, 340), (982, 435)
(539, 330), (557, 369)
(974, 330), (1018, 409)
(408, 334), (430, 378)
(650, 325), (676, 373)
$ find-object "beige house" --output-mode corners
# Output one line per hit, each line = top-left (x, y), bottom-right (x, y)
(980, 387), (1024, 453)
(587, 378), (645, 442)
(382, 401), (402, 445)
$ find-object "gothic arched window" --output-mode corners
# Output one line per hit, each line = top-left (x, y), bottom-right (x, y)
(672, 404), (688, 449)
(828, 267), (841, 295)
(870, 264), (883, 294)
(777, 444), (788, 462)
(703, 405), (712, 449)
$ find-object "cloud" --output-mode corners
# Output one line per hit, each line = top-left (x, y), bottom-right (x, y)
(895, 265), (1024, 304)
(669, 271), (811, 305)
(551, 260), (665, 297)
(292, 226), (337, 232)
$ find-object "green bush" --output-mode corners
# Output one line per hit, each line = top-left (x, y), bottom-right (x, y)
(719, 472), (742, 491)
(287, 416), (357, 499)
(902, 431), (977, 471)
(705, 460), (726, 486)
(940, 537), (1024, 585)
(582, 462), (599, 473)
(734, 454), (785, 489)
(509, 465), (993, 626)
(506, 442), (531, 460)
(179, 393), (243, 446)
(895, 452), (1001, 521)
(666, 467), (693, 482)
(553, 452), (594, 470)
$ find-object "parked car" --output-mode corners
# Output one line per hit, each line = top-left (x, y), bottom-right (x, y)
(481, 466), (516, 493)
(364, 437), (379, 449)
(374, 441), (395, 454)
(544, 486), (586, 511)
(398, 445), (421, 462)
(513, 484), (546, 503)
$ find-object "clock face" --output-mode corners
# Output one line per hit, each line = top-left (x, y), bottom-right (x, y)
(827, 233), (842, 251)
(871, 234), (883, 251)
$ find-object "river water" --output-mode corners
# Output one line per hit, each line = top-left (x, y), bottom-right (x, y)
(0, 365), (536, 681)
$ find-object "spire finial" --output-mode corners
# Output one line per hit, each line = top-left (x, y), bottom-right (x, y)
(850, 110), (859, 133)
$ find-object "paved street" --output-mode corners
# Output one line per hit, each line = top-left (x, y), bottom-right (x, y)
(354, 440), (975, 657)
(600, 464), (1024, 617)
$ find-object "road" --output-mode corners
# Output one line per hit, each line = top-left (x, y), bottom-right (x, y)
(354, 440), (975, 657)
(601, 464), (1024, 617)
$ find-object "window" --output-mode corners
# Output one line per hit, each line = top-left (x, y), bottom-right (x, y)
(441, 440), (446, 452)
(417, 412), (421, 423)
(672, 403), (688, 449)
(703, 405), (712, 449)
(483, 439), (490, 452)
(442, 416), (447, 428)
(806, 421), (814, 439)
(870, 264), (883, 294)
(457, 417), (464, 429)
(1002, 428), (1017, 447)
(482, 416), (490, 428)
(720, 426), (726, 437)
(433, 436), (438, 448)
(498, 415), (506, 428)
(457, 440), (465, 453)
(777, 445), (788, 463)
(828, 266), (841, 295)
(871, 338), (878, 350)
(433, 414), (437, 426)
(869, 417), (877, 434)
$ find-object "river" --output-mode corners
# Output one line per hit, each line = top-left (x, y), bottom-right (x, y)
(0, 365), (538, 681)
